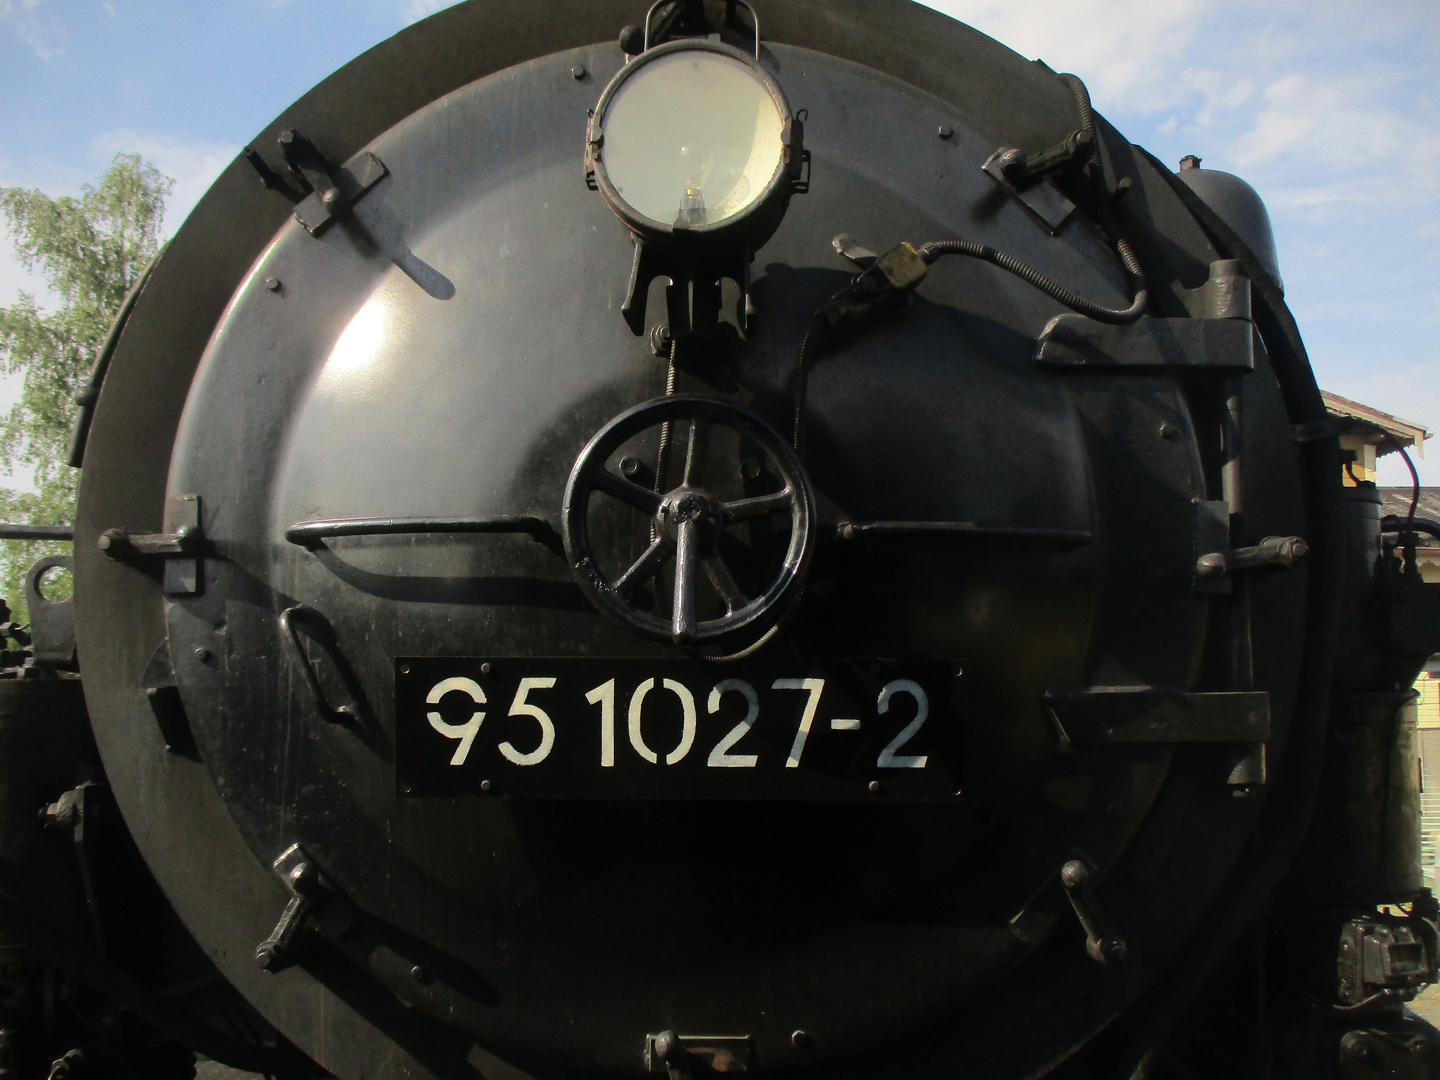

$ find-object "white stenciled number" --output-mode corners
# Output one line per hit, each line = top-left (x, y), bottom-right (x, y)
(877, 679), (929, 768)
(501, 677), (557, 766)
(628, 677), (697, 764)
(707, 679), (760, 768)
(586, 679), (617, 767)
(773, 678), (824, 768)
(426, 677), (486, 766)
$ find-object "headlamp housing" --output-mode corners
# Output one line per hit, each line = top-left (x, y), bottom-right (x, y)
(586, 39), (805, 253)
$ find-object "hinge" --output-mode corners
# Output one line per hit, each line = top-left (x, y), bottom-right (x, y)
(245, 129), (388, 236)
(99, 494), (205, 596)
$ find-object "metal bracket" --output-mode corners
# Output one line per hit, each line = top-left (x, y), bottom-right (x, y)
(1059, 856), (1127, 965)
(246, 129), (388, 236)
(1044, 686), (1272, 745)
(24, 555), (75, 668)
(40, 782), (105, 953)
(99, 495), (204, 596)
(141, 639), (197, 757)
(645, 1032), (753, 1077)
(981, 148), (1077, 235)
(1184, 259), (1252, 321)
(1034, 313), (1256, 373)
(254, 844), (323, 972)
(1196, 534), (1309, 581)
(831, 234), (877, 270)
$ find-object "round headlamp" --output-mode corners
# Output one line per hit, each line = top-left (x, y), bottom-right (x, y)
(587, 39), (803, 250)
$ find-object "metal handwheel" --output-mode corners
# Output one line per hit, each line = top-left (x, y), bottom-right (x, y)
(563, 396), (814, 646)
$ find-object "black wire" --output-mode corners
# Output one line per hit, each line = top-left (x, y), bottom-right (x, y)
(1385, 434), (1421, 531)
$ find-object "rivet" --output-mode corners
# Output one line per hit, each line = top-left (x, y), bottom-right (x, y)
(411, 965), (433, 986)
(480, 662), (492, 675)
(621, 457), (642, 478)
(265, 277), (281, 291)
(791, 1030), (812, 1050)
(480, 779), (493, 792)
(1160, 423), (1180, 441)
(193, 647), (210, 662)
(399, 663), (410, 675)
(399, 783), (412, 794)
(867, 780), (882, 795)
(739, 458), (762, 482)
(937, 124), (953, 139)
(571, 65), (586, 80)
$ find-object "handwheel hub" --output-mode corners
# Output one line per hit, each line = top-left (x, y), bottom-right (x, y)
(660, 488), (719, 540)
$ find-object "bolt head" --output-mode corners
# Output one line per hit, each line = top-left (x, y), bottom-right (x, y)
(621, 456), (642, 478)
(254, 945), (276, 970)
(1196, 553), (1226, 577)
(1345, 1035), (1373, 1061)
(739, 458), (763, 482)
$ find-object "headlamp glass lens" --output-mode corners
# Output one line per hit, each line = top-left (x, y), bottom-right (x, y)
(603, 51), (785, 228)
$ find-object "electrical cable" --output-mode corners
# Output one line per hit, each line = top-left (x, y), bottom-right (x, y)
(918, 239), (1147, 325)
(789, 72), (1147, 457)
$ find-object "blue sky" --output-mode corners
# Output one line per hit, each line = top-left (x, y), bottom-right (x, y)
(2, 0), (1437, 484)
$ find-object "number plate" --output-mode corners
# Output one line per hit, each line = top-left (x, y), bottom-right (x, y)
(395, 657), (964, 800)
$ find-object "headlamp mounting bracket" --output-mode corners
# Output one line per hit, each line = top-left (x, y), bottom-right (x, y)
(585, 37), (806, 340)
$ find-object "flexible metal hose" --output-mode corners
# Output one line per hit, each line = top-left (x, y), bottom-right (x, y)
(918, 238), (1147, 324)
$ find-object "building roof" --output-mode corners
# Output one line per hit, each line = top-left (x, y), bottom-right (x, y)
(1324, 391), (1430, 458)
(1380, 487), (1440, 546)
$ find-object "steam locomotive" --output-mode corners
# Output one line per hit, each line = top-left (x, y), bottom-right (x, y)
(4, 1), (1439, 1077)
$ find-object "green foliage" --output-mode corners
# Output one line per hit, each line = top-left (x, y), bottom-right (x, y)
(0, 153), (172, 623)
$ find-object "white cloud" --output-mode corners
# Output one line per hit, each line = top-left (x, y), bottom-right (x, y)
(921, 0), (1210, 104)
(0, 0), (62, 60)
(90, 130), (240, 231)
(402, 0), (457, 25)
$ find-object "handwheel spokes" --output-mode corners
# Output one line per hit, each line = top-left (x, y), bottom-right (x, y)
(671, 519), (700, 644)
(682, 419), (710, 489)
(614, 537), (670, 598)
(703, 554), (748, 615)
(594, 467), (664, 515)
(722, 489), (794, 524)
